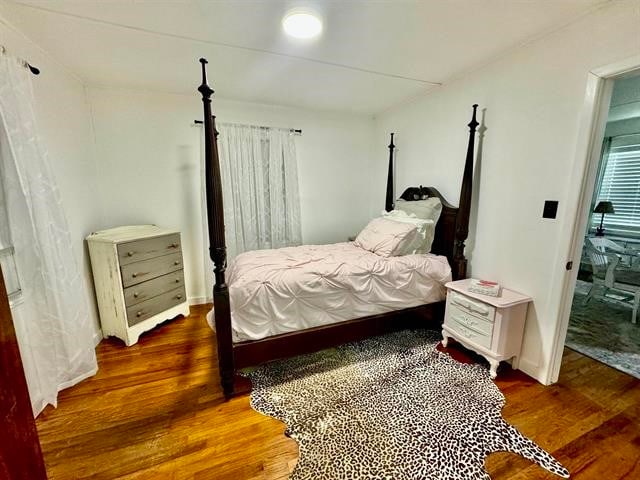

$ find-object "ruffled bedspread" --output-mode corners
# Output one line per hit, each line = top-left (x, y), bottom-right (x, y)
(218, 242), (451, 342)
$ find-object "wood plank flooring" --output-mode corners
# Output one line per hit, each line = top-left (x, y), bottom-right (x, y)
(36, 305), (640, 479)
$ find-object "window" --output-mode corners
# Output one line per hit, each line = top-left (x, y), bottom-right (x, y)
(0, 246), (21, 302)
(592, 134), (640, 238)
(0, 129), (21, 304)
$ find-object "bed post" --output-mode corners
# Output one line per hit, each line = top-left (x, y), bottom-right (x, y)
(198, 58), (235, 398)
(385, 133), (395, 212)
(452, 104), (478, 280)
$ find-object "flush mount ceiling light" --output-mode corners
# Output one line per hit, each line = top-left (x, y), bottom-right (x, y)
(282, 11), (322, 39)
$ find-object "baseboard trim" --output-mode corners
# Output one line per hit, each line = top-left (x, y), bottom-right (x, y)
(189, 296), (212, 306)
(517, 357), (546, 385)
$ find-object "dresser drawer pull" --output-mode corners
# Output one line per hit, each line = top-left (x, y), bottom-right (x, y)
(127, 251), (134, 257)
(170, 243), (179, 248)
(175, 294), (183, 300)
(136, 310), (145, 318)
(133, 292), (139, 298)
(174, 261), (180, 266)
(452, 298), (490, 316)
(453, 314), (479, 329)
(175, 278), (180, 283)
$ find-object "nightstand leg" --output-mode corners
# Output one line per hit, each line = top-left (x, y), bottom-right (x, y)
(511, 355), (520, 370)
(488, 359), (499, 379)
(441, 329), (449, 348)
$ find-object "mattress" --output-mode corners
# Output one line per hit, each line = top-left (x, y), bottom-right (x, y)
(211, 242), (452, 343)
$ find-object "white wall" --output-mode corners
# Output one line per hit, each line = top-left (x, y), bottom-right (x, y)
(87, 87), (376, 303)
(372, 0), (640, 384)
(0, 13), (103, 339)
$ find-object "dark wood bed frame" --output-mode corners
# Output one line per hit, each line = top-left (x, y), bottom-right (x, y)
(197, 59), (479, 398)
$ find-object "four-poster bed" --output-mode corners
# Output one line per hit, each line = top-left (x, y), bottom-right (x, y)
(197, 58), (479, 398)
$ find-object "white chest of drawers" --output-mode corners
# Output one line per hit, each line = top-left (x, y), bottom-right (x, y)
(441, 279), (532, 379)
(87, 225), (190, 346)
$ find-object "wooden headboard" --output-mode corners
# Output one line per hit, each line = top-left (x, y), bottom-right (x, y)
(385, 105), (479, 280)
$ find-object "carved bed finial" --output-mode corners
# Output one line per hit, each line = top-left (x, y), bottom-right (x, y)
(198, 58), (234, 398)
(452, 104), (479, 280)
(385, 133), (395, 212)
(198, 58), (214, 98)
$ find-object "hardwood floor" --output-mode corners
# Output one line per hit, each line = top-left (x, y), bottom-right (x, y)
(36, 305), (640, 479)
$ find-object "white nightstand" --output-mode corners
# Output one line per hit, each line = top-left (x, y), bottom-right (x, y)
(442, 279), (532, 379)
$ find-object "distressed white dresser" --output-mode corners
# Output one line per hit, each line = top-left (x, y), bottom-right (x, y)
(87, 225), (190, 346)
(442, 279), (532, 379)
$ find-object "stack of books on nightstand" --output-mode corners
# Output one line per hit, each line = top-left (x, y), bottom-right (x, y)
(468, 279), (501, 297)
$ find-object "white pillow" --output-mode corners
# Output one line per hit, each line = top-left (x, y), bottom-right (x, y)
(395, 198), (442, 223)
(382, 209), (436, 254)
(354, 217), (418, 257)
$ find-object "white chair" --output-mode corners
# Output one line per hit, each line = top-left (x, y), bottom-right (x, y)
(583, 240), (640, 324)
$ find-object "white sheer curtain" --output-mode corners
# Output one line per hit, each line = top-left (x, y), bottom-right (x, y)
(201, 122), (302, 299)
(0, 51), (97, 415)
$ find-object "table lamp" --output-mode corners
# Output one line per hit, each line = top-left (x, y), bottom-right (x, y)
(594, 201), (615, 236)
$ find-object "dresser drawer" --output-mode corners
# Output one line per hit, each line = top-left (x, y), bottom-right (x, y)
(117, 233), (181, 266)
(124, 270), (185, 306)
(446, 316), (492, 350)
(126, 286), (186, 326)
(448, 291), (496, 321)
(446, 304), (494, 337)
(121, 252), (183, 288)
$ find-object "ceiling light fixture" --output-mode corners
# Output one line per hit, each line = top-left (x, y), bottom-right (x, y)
(282, 11), (323, 39)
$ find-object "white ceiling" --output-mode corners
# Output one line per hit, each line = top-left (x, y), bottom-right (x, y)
(1, 0), (609, 114)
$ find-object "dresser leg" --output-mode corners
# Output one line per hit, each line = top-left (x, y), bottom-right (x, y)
(511, 355), (520, 370)
(488, 359), (499, 379)
(441, 329), (449, 348)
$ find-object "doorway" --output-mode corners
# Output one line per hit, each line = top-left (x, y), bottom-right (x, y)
(551, 59), (640, 382)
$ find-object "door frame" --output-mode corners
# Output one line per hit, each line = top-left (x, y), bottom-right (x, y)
(547, 54), (640, 384)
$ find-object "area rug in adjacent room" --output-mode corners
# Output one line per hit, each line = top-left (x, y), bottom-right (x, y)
(567, 280), (640, 379)
(245, 330), (569, 480)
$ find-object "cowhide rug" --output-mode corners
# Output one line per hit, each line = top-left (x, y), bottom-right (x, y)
(245, 330), (570, 480)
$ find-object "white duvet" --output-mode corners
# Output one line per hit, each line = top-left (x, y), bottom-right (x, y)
(211, 242), (452, 343)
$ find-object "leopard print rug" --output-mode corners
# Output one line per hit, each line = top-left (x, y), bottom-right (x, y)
(245, 330), (570, 479)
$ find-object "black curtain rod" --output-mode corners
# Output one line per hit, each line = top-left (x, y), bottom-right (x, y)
(193, 119), (301, 135)
(27, 63), (40, 75)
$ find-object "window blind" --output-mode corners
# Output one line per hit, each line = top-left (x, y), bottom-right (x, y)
(593, 134), (640, 237)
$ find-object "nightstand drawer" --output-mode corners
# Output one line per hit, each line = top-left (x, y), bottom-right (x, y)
(121, 252), (183, 288)
(124, 270), (185, 306)
(446, 317), (492, 350)
(126, 286), (186, 326)
(449, 291), (496, 321)
(447, 304), (494, 337)
(118, 233), (182, 266)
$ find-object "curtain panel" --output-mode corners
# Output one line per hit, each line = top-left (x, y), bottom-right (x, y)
(0, 52), (97, 415)
(201, 122), (302, 300)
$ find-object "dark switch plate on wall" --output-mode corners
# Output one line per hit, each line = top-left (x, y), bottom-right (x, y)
(543, 200), (559, 219)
